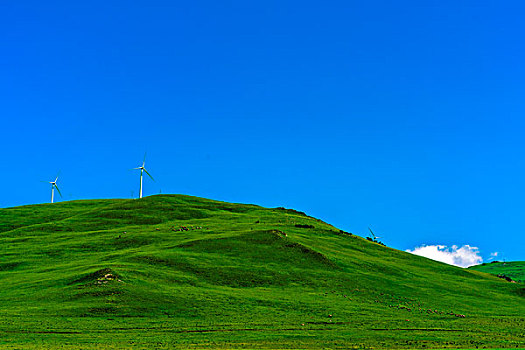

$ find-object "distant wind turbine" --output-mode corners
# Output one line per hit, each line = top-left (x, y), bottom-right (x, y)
(368, 227), (381, 241)
(133, 154), (154, 199)
(43, 173), (62, 203)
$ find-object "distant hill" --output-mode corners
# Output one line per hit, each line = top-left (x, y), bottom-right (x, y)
(469, 261), (525, 283)
(0, 195), (523, 349)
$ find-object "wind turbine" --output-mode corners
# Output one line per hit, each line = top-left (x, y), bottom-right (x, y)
(43, 173), (62, 203)
(368, 227), (381, 241)
(133, 154), (154, 199)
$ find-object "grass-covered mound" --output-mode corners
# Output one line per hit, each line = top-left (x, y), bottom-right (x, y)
(0, 195), (523, 349)
(469, 261), (525, 283)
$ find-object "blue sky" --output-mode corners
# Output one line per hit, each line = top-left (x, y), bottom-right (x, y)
(2, 1), (524, 263)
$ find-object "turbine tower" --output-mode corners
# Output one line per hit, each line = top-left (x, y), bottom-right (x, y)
(45, 174), (62, 203)
(133, 154), (154, 199)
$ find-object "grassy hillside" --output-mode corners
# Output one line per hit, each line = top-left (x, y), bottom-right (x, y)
(469, 261), (525, 283)
(0, 195), (523, 349)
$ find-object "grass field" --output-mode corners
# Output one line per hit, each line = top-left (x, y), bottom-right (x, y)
(469, 261), (525, 283)
(0, 195), (523, 349)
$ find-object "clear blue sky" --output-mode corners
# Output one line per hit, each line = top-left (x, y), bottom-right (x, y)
(2, 1), (524, 262)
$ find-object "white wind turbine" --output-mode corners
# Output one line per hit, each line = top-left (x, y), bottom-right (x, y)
(133, 154), (154, 199)
(43, 173), (62, 203)
(368, 227), (381, 241)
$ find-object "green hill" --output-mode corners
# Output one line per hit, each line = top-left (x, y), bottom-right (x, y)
(0, 195), (523, 349)
(469, 261), (525, 283)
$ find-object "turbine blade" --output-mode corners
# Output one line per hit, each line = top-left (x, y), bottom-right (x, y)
(54, 184), (63, 198)
(55, 171), (61, 183)
(143, 168), (155, 181)
(143, 152), (147, 167)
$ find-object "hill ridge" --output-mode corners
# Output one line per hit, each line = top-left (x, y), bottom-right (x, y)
(0, 194), (523, 349)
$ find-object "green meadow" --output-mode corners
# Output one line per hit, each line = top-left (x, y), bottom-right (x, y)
(0, 195), (523, 349)
(469, 262), (525, 283)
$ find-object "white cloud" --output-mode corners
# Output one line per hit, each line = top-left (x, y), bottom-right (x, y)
(406, 244), (482, 268)
(487, 251), (499, 261)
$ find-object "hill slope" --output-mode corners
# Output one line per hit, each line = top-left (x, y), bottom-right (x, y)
(469, 261), (525, 283)
(0, 195), (523, 349)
